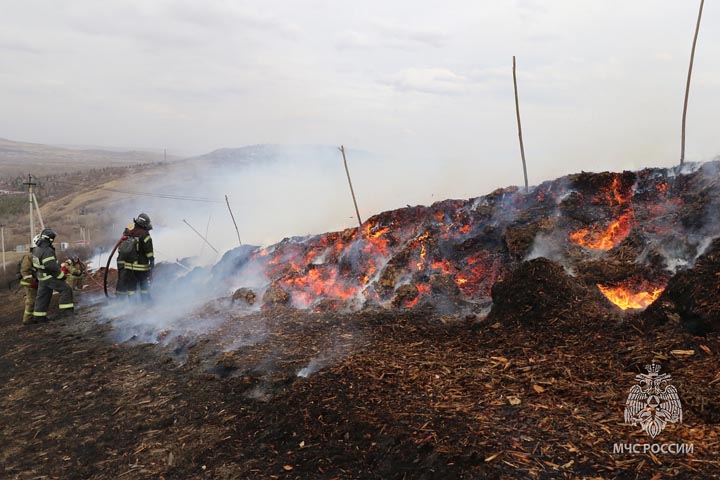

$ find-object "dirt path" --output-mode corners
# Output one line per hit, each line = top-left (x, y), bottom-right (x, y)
(1, 289), (719, 479)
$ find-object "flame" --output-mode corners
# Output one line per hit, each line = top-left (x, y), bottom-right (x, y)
(362, 223), (391, 256)
(569, 212), (634, 250)
(417, 243), (427, 271)
(282, 267), (359, 308)
(597, 283), (665, 310)
(459, 224), (471, 234)
(430, 260), (453, 274)
(405, 284), (431, 308)
(405, 296), (420, 308)
(569, 177), (637, 250)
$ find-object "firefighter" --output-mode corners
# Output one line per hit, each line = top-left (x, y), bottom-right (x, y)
(19, 241), (39, 324)
(65, 256), (86, 290)
(33, 228), (74, 321)
(117, 213), (154, 303)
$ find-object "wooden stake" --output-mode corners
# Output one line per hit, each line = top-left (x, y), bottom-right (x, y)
(681, 0), (705, 165)
(513, 56), (529, 193)
(225, 195), (242, 246)
(340, 145), (362, 227)
(182, 219), (219, 254)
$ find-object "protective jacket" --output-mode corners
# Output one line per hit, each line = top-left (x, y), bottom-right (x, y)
(67, 260), (85, 276)
(19, 253), (37, 287)
(63, 260), (85, 277)
(32, 240), (66, 281)
(119, 226), (154, 272)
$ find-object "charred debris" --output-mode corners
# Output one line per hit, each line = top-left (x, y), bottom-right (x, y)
(140, 161), (720, 333)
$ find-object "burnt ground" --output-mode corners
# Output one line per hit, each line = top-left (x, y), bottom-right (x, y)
(1, 287), (720, 480)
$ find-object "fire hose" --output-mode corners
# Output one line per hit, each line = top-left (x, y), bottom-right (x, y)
(103, 238), (123, 298)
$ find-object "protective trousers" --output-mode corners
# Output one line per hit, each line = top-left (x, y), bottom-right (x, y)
(119, 269), (151, 303)
(67, 275), (82, 290)
(34, 277), (74, 319)
(23, 286), (37, 323)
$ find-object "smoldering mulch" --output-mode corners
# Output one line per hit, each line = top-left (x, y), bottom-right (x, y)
(1, 289), (719, 480)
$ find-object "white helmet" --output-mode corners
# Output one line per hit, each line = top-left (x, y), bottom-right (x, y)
(32, 234), (41, 246)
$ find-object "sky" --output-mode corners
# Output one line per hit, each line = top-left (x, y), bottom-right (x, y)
(2, 0), (720, 206)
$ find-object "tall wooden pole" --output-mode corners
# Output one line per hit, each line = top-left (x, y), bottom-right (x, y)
(225, 195), (242, 247)
(513, 56), (529, 193)
(681, 0), (705, 165)
(340, 145), (362, 227)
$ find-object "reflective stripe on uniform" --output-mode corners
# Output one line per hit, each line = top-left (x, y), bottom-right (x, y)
(144, 236), (152, 243)
(38, 273), (52, 281)
(23, 274), (33, 279)
(33, 311), (47, 317)
(145, 252), (154, 258)
(59, 303), (74, 309)
(24, 310), (34, 315)
(126, 264), (151, 271)
(41, 256), (56, 264)
(57, 271), (65, 280)
(20, 280), (30, 286)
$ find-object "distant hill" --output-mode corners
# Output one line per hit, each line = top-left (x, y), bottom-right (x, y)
(0, 137), (180, 176)
(187, 144), (348, 167)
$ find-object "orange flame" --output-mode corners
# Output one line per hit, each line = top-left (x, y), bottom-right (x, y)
(430, 260), (453, 274)
(570, 177), (636, 250)
(417, 243), (427, 271)
(405, 284), (431, 308)
(569, 212), (634, 250)
(597, 283), (665, 310)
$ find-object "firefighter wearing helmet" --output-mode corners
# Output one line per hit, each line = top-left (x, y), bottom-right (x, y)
(18, 236), (40, 324)
(64, 256), (86, 290)
(32, 228), (74, 321)
(117, 213), (154, 303)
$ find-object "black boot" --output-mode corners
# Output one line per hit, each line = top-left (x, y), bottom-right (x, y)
(56, 308), (75, 320)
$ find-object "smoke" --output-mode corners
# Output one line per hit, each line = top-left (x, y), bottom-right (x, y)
(105, 145), (536, 266)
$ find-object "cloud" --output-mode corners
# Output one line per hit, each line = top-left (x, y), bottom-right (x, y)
(336, 21), (449, 51)
(382, 67), (473, 95)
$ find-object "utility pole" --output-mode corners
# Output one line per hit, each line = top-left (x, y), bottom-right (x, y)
(681, 0), (705, 165)
(32, 192), (45, 230)
(340, 145), (362, 227)
(0, 224), (5, 273)
(23, 174), (37, 244)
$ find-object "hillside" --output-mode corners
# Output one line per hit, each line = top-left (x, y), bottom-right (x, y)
(0, 137), (184, 265)
(1, 163), (719, 479)
(0, 137), (178, 177)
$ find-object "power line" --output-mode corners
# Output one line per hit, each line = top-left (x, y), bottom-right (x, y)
(48, 179), (223, 203)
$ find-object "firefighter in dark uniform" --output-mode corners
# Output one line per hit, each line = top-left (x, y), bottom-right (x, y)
(117, 213), (154, 303)
(33, 228), (74, 321)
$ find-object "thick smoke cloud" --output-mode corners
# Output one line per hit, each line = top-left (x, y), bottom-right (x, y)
(113, 145), (480, 264)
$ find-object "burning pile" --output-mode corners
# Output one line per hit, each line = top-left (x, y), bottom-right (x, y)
(208, 162), (720, 322)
